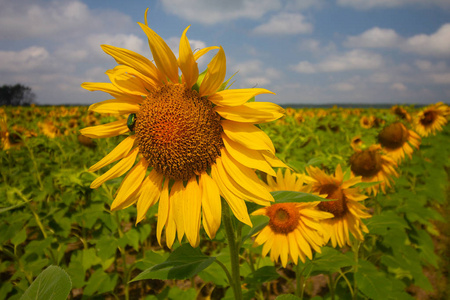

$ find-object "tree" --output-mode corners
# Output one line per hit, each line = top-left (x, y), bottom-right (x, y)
(0, 84), (36, 106)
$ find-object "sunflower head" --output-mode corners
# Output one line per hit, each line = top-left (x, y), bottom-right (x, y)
(378, 122), (409, 150)
(266, 203), (300, 234)
(414, 102), (449, 137)
(317, 184), (347, 218)
(349, 147), (382, 178)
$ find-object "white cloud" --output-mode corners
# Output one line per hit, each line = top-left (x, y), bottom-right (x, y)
(414, 60), (447, 72)
(390, 82), (407, 91)
(430, 73), (450, 84)
(161, 0), (281, 24)
(331, 82), (356, 91)
(337, 0), (450, 10)
(291, 50), (384, 73)
(404, 24), (450, 57)
(252, 13), (313, 35)
(0, 46), (50, 72)
(345, 27), (401, 48)
(230, 59), (281, 88)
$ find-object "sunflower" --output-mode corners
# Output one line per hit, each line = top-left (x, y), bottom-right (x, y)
(349, 145), (398, 195)
(80, 10), (285, 248)
(359, 116), (374, 129)
(350, 136), (363, 151)
(306, 165), (371, 248)
(252, 169), (333, 267)
(414, 102), (449, 137)
(391, 105), (412, 122)
(378, 122), (420, 163)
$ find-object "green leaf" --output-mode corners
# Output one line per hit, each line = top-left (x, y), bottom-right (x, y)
(19, 265), (71, 300)
(11, 228), (27, 247)
(303, 247), (354, 274)
(351, 181), (382, 189)
(271, 191), (332, 203)
(131, 244), (216, 281)
(244, 266), (280, 284)
(355, 260), (392, 300)
(83, 268), (118, 296)
(365, 211), (408, 236)
(275, 295), (302, 300)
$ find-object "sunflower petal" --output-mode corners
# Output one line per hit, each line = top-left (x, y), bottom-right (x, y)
(221, 120), (275, 154)
(200, 172), (221, 239)
(90, 147), (139, 189)
(222, 134), (276, 177)
(89, 97), (141, 115)
(156, 179), (170, 246)
(184, 177), (202, 247)
(199, 46), (226, 97)
(170, 180), (185, 242)
(106, 69), (148, 96)
(178, 26), (199, 89)
(138, 22), (179, 83)
(208, 88), (275, 107)
(193, 46), (219, 61)
(80, 119), (128, 139)
(89, 135), (137, 172)
(111, 158), (149, 211)
(215, 102), (284, 123)
(136, 169), (164, 224)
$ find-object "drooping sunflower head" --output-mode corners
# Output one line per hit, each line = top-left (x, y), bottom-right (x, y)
(349, 145), (398, 195)
(378, 122), (420, 163)
(414, 102), (449, 137)
(306, 165), (371, 247)
(391, 105), (412, 122)
(80, 10), (286, 248)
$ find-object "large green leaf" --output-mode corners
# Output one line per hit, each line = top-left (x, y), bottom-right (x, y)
(271, 191), (333, 203)
(20, 265), (71, 300)
(244, 266), (280, 284)
(131, 244), (216, 281)
(303, 247), (354, 275)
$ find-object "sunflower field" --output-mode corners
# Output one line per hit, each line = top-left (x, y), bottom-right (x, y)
(0, 101), (449, 300)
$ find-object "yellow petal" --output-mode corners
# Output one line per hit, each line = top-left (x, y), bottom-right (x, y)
(138, 22), (179, 83)
(80, 119), (128, 139)
(107, 65), (158, 90)
(170, 180), (185, 242)
(215, 102), (284, 123)
(136, 169), (164, 224)
(208, 88), (275, 107)
(288, 232), (299, 265)
(111, 158), (149, 211)
(221, 148), (273, 205)
(193, 46), (219, 61)
(101, 44), (164, 84)
(261, 150), (289, 168)
(222, 134), (276, 177)
(89, 135), (137, 172)
(89, 97), (141, 115)
(221, 120), (275, 154)
(200, 172), (221, 239)
(199, 46), (226, 97)
(90, 147), (139, 189)
(156, 179), (170, 246)
(184, 177), (202, 247)
(178, 26), (198, 89)
(106, 69), (148, 97)
(211, 160), (252, 226)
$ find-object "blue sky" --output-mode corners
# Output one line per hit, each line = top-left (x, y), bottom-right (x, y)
(1, 0), (450, 106)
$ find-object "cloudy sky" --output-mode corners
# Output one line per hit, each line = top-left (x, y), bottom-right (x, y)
(1, 0), (450, 106)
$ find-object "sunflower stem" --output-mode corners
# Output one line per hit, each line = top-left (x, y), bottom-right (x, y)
(352, 240), (361, 300)
(222, 198), (243, 300)
(295, 263), (305, 298)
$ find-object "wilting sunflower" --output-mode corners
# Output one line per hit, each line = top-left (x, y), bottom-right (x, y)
(306, 165), (371, 248)
(80, 10), (285, 248)
(414, 102), (449, 137)
(378, 122), (420, 163)
(349, 145), (398, 195)
(252, 169), (333, 267)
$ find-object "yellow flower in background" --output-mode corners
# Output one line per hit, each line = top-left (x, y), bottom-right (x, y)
(350, 136), (363, 151)
(391, 105), (412, 122)
(252, 169), (333, 267)
(80, 10), (285, 248)
(360, 115), (374, 129)
(306, 165), (371, 248)
(414, 102), (449, 137)
(378, 122), (421, 163)
(349, 145), (398, 195)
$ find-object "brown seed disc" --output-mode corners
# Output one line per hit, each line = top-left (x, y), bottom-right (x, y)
(420, 110), (438, 126)
(349, 149), (382, 177)
(318, 184), (347, 218)
(135, 83), (224, 181)
(266, 203), (300, 234)
(378, 122), (409, 150)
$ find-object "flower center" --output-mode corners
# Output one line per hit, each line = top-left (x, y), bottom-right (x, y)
(378, 122), (409, 150)
(420, 110), (437, 126)
(318, 184), (347, 218)
(135, 83), (224, 181)
(349, 149), (382, 177)
(266, 203), (300, 234)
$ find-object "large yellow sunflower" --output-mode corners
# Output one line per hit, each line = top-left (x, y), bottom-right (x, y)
(414, 102), (449, 137)
(378, 122), (420, 163)
(349, 145), (398, 195)
(306, 165), (371, 248)
(80, 11), (285, 248)
(252, 169), (333, 267)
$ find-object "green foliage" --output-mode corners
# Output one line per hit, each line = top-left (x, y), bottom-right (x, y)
(20, 265), (71, 300)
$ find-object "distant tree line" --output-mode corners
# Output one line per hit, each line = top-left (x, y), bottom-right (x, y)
(0, 84), (36, 106)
